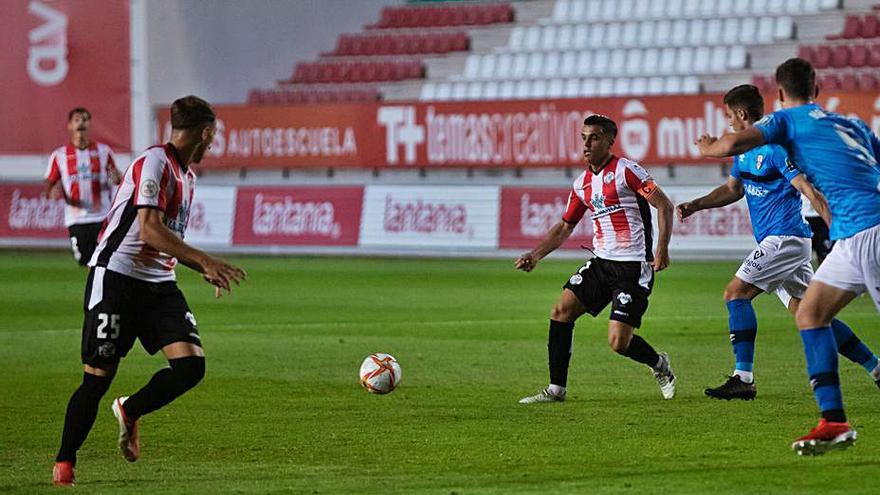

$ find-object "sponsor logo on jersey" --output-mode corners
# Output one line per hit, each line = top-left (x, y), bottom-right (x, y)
(755, 155), (763, 170)
(744, 184), (768, 197)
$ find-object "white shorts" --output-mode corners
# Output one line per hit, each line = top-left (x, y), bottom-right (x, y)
(735, 235), (813, 308)
(813, 223), (880, 311)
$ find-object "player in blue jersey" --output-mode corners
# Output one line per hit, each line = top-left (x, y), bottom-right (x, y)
(679, 85), (880, 401)
(697, 58), (880, 455)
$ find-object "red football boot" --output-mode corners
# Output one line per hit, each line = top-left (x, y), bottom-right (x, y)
(112, 397), (140, 462)
(52, 461), (75, 487)
(791, 419), (857, 456)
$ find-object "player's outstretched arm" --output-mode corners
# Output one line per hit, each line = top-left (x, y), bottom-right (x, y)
(138, 208), (246, 296)
(676, 177), (744, 221)
(645, 185), (673, 271)
(696, 128), (765, 158)
(790, 174), (832, 227)
(514, 220), (576, 272)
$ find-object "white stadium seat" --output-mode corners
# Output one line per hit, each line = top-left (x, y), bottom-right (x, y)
(544, 51), (561, 77)
(820, 0), (840, 9)
(548, 78), (565, 97)
(524, 26), (541, 50)
(633, 0), (651, 20)
(618, 0), (634, 19)
(683, 0), (700, 18)
(609, 49), (626, 75)
(557, 25), (573, 48)
(606, 23), (622, 47)
(671, 20), (688, 45)
(683, 76), (700, 94)
(642, 48), (660, 73)
(479, 54), (496, 80)
(700, 0), (716, 16)
(649, 0), (667, 19)
(677, 47), (694, 73)
(564, 78), (581, 97)
(598, 78), (614, 96)
(705, 19), (722, 45)
(593, 50), (611, 75)
(499, 80), (516, 99)
(631, 77), (648, 94)
(622, 22), (639, 47)
(541, 26), (557, 50)
(452, 82), (468, 100)
(576, 51), (592, 76)
(495, 53), (513, 78)
(688, 19), (705, 46)
(509, 27), (525, 49)
(775, 16), (793, 39)
(768, 0), (786, 14)
(512, 53), (528, 78)
(739, 17), (757, 44)
(467, 81), (483, 100)
(756, 17), (774, 43)
(600, 0), (618, 21)
(659, 47), (677, 74)
(728, 45), (748, 69)
(638, 21), (655, 47)
(581, 78), (598, 96)
(572, 25), (588, 49)
(655, 20), (672, 45)
(483, 81), (499, 99)
(553, 0), (570, 21)
(560, 51), (577, 76)
(463, 55), (480, 79)
(527, 52), (544, 78)
(570, 0), (586, 21)
(647, 77), (665, 95)
(435, 82), (452, 101)
(664, 76), (682, 94)
(514, 79), (531, 99)
(710, 46), (728, 73)
(420, 83), (436, 100)
(722, 18), (740, 44)
(625, 49), (643, 74)
(530, 79), (547, 98)
(588, 24), (605, 48)
(802, 0), (821, 13)
(692, 46), (711, 74)
(613, 78), (631, 96)
(717, 0), (734, 15)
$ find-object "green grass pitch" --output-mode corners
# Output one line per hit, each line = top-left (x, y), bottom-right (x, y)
(1, 251), (879, 494)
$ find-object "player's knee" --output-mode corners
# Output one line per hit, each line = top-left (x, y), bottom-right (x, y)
(608, 333), (631, 354)
(795, 304), (825, 330)
(80, 372), (113, 399)
(723, 281), (744, 302)
(550, 303), (576, 323)
(170, 356), (205, 389)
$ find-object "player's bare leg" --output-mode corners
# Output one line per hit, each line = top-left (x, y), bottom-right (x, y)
(54, 364), (117, 485)
(520, 290), (585, 404)
(792, 281), (858, 455)
(608, 320), (675, 399)
(114, 342), (206, 461)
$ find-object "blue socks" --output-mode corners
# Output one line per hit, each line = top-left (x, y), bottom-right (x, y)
(727, 299), (757, 380)
(831, 318), (880, 374)
(800, 327), (846, 422)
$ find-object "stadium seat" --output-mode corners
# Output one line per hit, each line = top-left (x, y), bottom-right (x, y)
(857, 72), (878, 90)
(869, 43), (880, 66)
(483, 81), (499, 99)
(598, 78), (614, 96)
(499, 80), (515, 99)
(466, 81), (483, 100)
(830, 45), (850, 68)
(530, 79), (547, 98)
(861, 15), (879, 38)
(812, 45), (832, 68)
(514, 80), (531, 99)
(850, 44), (868, 67)
(581, 78), (598, 97)
(840, 73), (857, 90)
(451, 81), (468, 100)
(564, 78), (580, 97)
(435, 82), (452, 100)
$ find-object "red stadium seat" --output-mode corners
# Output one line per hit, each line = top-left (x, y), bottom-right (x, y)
(834, 15), (861, 40)
(840, 73), (857, 90)
(818, 73), (841, 91)
(850, 44), (868, 67)
(813, 45), (832, 68)
(798, 45), (814, 62)
(857, 72), (878, 90)
(830, 45), (850, 68)
(860, 15), (878, 38)
(869, 43), (880, 66)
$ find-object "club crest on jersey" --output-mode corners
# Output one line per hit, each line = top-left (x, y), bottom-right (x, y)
(141, 179), (159, 198)
(569, 274), (583, 285)
(755, 155), (764, 170)
(97, 342), (116, 359)
(603, 171), (615, 184)
(616, 292), (632, 305)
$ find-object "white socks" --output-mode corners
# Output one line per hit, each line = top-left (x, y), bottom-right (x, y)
(548, 384), (566, 396)
(733, 370), (754, 384)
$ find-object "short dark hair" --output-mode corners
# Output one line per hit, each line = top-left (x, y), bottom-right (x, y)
(68, 107), (90, 121)
(583, 114), (617, 140)
(170, 95), (216, 130)
(775, 57), (816, 101)
(723, 84), (764, 122)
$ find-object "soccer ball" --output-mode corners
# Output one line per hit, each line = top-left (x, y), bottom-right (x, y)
(359, 353), (402, 394)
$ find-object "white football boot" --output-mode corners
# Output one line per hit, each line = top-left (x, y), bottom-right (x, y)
(652, 352), (676, 399)
(518, 388), (566, 404)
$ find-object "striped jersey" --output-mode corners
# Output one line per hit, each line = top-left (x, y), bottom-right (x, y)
(45, 143), (118, 227)
(89, 144), (196, 282)
(562, 155), (656, 262)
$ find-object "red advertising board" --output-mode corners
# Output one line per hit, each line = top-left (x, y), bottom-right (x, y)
(0, 1), (130, 153)
(499, 188), (593, 250)
(233, 187), (364, 246)
(157, 92), (879, 169)
(0, 184), (67, 238)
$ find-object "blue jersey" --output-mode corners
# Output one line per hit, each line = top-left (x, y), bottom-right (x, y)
(731, 144), (811, 243)
(755, 103), (880, 240)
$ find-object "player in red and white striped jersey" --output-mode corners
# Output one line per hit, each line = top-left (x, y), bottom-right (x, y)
(53, 97), (246, 487)
(515, 115), (676, 404)
(44, 108), (122, 266)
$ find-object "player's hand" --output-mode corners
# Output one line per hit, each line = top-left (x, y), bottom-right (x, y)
(515, 252), (539, 272)
(694, 134), (718, 157)
(652, 248), (669, 272)
(46, 183), (64, 200)
(201, 257), (247, 298)
(676, 201), (697, 221)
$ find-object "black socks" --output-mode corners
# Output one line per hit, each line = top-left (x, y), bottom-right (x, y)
(123, 356), (206, 420)
(56, 372), (112, 465)
(548, 320), (575, 387)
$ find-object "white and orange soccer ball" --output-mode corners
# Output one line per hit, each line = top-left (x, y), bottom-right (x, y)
(359, 353), (402, 394)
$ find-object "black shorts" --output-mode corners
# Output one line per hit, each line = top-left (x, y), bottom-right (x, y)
(81, 267), (201, 367)
(562, 257), (654, 328)
(68, 222), (103, 266)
